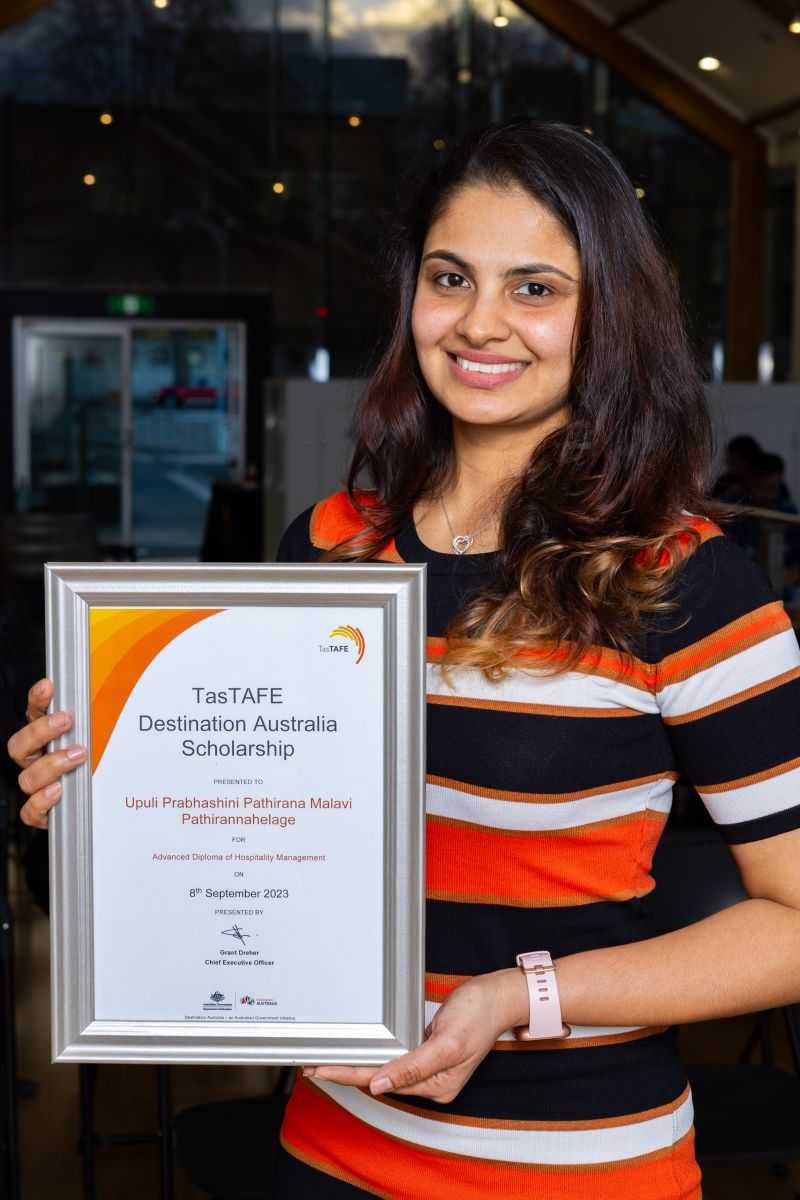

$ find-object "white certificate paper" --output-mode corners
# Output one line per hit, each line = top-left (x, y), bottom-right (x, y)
(91, 605), (384, 1024)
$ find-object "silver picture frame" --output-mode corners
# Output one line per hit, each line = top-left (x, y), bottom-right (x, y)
(46, 562), (426, 1065)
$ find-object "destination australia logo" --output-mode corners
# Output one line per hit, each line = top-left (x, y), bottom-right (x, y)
(319, 625), (365, 664)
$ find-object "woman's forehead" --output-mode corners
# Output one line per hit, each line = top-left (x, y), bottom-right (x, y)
(423, 184), (579, 272)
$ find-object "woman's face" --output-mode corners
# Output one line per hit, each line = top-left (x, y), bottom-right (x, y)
(411, 183), (580, 440)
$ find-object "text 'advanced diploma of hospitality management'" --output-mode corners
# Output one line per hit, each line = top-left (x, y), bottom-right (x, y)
(90, 606), (384, 1024)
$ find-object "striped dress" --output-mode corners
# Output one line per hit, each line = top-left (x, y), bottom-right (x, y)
(274, 491), (800, 1200)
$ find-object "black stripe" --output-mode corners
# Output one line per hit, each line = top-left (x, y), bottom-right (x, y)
(667, 677), (800, 787)
(717, 803), (800, 845)
(645, 537), (780, 658)
(426, 897), (655, 976)
(428, 705), (675, 794)
(397, 1032), (687, 1122)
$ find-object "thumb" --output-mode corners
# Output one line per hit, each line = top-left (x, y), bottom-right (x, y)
(370, 1032), (459, 1096)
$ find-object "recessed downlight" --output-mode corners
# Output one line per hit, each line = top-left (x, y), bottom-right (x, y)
(698, 56), (721, 71)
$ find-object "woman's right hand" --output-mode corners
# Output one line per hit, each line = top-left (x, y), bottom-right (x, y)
(7, 678), (87, 829)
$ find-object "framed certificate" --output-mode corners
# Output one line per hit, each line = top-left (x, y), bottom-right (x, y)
(45, 563), (426, 1065)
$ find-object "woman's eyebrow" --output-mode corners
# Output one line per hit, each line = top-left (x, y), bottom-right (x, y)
(421, 249), (577, 284)
(421, 249), (472, 272)
(505, 263), (578, 283)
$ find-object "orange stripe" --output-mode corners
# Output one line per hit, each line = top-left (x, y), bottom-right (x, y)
(426, 814), (662, 905)
(426, 885), (654, 908)
(425, 973), (468, 1001)
(427, 694), (642, 718)
(657, 602), (790, 685)
(281, 1079), (702, 1198)
(426, 771), (678, 805)
(426, 637), (658, 691)
(309, 491), (402, 561)
(663, 664), (800, 725)
(697, 753), (800, 794)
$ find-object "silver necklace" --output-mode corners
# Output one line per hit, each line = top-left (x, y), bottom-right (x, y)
(439, 492), (496, 555)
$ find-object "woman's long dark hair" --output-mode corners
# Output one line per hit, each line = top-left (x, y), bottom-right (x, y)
(326, 119), (716, 673)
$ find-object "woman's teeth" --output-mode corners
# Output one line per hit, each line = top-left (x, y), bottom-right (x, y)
(455, 356), (527, 375)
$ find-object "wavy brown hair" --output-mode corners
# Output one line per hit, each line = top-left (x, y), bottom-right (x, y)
(326, 119), (717, 674)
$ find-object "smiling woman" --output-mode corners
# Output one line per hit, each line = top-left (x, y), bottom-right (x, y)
(11, 120), (800, 1200)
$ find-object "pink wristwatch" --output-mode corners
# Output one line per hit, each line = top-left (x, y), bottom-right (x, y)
(514, 951), (571, 1041)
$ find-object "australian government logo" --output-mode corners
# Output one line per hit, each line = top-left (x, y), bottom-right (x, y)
(320, 625), (365, 664)
(203, 990), (232, 1012)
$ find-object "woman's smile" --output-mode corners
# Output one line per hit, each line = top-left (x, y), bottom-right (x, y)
(446, 350), (530, 389)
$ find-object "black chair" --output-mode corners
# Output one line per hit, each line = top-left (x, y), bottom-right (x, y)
(78, 1063), (174, 1200)
(173, 1080), (291, 1200)
(650, 828), (800, 1188)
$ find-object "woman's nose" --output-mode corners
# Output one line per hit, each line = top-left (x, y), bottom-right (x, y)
(454, 291), (511, 344)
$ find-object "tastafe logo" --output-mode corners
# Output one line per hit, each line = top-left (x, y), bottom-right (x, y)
(330, 625), (365, 664)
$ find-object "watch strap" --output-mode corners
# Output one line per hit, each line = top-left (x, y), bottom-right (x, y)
(514, 951), (570, 1041)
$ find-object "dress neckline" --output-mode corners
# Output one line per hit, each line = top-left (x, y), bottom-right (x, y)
(394, 516), (500, 575)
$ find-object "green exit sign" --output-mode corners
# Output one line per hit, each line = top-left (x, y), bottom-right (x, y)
(107, 293), (155, 316)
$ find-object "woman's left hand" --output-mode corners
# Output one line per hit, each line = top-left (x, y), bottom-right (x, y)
(303, 968), (526, 1104)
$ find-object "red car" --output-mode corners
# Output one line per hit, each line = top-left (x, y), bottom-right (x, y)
(152, 385), (219, 408)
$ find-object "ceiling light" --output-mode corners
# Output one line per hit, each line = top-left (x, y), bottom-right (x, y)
(433, 137), (445, 151)
(153, 0), (169, 8)
(493, 3), (509, 27)
(457, 67), (472, 84)
(583, 127), (594, 136)
(348, 114), (362, 127)
(83, 174), (96, 186)
(790, 15), (800, 33)
(99, 112), (113, 125)
(635, 187), (646, 199)
(697, 56), (721, 71)
(272, 181), (285, 194)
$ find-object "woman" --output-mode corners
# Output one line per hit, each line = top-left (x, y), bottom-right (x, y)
(11, 121), (800, 1200)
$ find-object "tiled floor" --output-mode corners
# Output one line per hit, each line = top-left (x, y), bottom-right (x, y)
(9, 860), (800, 1199)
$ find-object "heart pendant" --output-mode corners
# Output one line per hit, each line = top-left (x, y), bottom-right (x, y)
(452, 534), (474, 555)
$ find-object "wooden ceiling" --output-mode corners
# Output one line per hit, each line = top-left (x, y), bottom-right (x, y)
(0, 0), (54, 35)
(569, 0), (800, 143)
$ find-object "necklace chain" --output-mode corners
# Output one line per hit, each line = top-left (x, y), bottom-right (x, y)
(439, 492), (496, 555)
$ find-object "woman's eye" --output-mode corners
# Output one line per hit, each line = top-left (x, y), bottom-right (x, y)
(434, 272), (468, 289)
(515, 281), (552, 298)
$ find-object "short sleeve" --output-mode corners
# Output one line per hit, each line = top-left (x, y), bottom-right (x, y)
(647, 535), (800, 844)
(275, 505), (318, 563)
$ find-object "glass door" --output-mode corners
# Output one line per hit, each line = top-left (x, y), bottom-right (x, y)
(131, 322), (244, 559)
(14, 320), (130, 547)
(14, 317), (246, 561)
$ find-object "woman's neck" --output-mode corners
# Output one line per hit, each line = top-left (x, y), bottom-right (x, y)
(413, 422), (552, 556)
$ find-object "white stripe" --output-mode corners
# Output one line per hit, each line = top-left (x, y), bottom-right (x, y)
(312, 1079), (694, 1165)
(427, 663), (659, 714)
(424, 1000), (645, 1043)
(426, 775), (673, 832)
(656, 629), (800, 719)
(698, 763), (800, 825)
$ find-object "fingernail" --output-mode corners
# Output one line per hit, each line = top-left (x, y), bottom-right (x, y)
(302, 1067), (316, 1077)
(48, 712), (69, 730)
(35, 680), (48, 696)
(44, 782), (60, 799)
(65, 745), (87, 761)
(370, 1077), (392, 1096)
